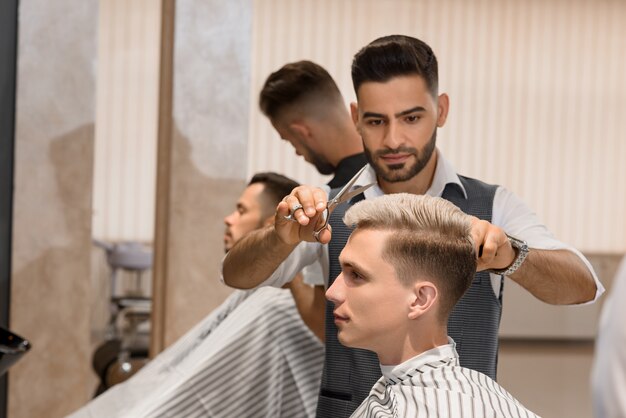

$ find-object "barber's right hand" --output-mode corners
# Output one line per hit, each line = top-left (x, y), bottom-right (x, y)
(275, 186), (332, 245)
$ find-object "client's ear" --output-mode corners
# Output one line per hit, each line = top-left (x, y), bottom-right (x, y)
(408, 281), (438, 320)
(263, 215), (275, 227)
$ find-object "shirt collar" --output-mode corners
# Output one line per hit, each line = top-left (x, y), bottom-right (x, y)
(380, 337), (459, 384)
(428, 150), (467, 199)
(360, 149), (467, 200)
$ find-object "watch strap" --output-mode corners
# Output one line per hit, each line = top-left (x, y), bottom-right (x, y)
(488, 234), (529, 276)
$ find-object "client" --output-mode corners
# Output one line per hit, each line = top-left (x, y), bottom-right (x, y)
(69, 172), (324, 418)
(326, 193), (539, 417)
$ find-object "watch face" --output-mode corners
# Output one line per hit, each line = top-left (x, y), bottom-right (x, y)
(518, 242), (528, 253)
(507, 234), (528, 250)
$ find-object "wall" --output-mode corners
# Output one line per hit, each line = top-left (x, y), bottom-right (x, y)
(9, 1), (98, 417)
(159, 0), (253, 346)
(92, 0), (162, 242)
(248, 0), (626, 254)
(500, 252), (624, 339)
(91, 0), (626, 253)
(86, 0), (253, 362)
(88, 0), (163, 351)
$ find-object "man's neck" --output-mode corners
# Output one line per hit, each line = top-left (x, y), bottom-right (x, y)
(377, 152), (438, 196)
(326, 119), (364, 167)
(378, 328), (448, 366)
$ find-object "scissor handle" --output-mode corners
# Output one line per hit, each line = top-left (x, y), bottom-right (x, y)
(313, 207), (331, 240)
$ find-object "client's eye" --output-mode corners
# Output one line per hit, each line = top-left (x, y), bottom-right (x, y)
(348, 269), (364, 282)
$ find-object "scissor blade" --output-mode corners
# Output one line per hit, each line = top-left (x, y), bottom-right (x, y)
(334, 182), (376, 205)
(333, 165), (369, 201)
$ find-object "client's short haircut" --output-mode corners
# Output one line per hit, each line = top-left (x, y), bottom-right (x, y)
(249, 172), (299, 218)
(259, 60), (344, 120)
(343, 193), (476, 321)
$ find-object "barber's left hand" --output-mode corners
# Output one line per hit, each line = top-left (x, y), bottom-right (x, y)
(470, 217), (516, 272)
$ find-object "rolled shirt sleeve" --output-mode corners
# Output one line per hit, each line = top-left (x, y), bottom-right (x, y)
(492, 186), (604, 304)
(252, 241), (327, 288)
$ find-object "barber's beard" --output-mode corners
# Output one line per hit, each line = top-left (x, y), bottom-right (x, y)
(313, 159), (336, 175)
(364, 130), (437, 183)
(305, 145), (336, 175)
(302, 143), (337, 176)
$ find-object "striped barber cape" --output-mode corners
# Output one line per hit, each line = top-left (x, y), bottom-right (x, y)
(351, 341), (539, 418)
(68, 287), (324, 418)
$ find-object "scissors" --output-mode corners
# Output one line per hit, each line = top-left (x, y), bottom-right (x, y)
(284, 165), (375, 241)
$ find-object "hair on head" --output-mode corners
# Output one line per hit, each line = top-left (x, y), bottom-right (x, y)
(351, 35), (439, 98)
(344, 193), (476, 322)
(259, 60), (344, 120)
(249, 172), (299, 217)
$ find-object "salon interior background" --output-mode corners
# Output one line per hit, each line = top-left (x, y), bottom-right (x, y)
(94, 0), (625, 254)
(6, 0), (625, 417)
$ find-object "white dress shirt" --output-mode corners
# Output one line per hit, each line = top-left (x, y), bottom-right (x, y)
(250, 150), (603, 303)
(351, 339), (540, 418)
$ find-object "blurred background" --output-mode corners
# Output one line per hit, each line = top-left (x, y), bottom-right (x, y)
(1, 0), (624, 417)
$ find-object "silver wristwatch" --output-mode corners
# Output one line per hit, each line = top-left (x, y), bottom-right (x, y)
(488, 234), (529, 276)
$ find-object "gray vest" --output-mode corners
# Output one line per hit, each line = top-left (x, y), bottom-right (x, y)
(316, 176), (501, 418)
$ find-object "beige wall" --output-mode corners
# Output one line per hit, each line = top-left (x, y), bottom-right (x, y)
(9, 1), (98, 417)
(8, 0), (254, 415)
(500, 252), (624, 339)
(87, 0), (255, 353)
(88, 0), (255, 373)
(92, 0), (626, 253)
(248, 0), (626, 254)
(158, 0), (253, 347)
(92, 0), (162, 243)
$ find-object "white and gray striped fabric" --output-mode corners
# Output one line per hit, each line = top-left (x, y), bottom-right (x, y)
(351, 342), (540, 418)
(68, 287), (324, 418)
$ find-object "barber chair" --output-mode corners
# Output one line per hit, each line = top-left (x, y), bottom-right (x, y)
(91, 240), (152, 396)
(0, 327), (31, 377)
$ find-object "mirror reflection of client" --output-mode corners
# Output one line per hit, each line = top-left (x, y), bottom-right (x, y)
(68, 172), (324, 418)
(326, 193), (540, 417)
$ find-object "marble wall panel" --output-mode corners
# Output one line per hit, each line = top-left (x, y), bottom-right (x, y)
(9, 1), (98, 417)
(161, 0), (253, 346)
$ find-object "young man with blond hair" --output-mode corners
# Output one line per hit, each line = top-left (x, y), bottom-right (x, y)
(327, 193), (538, 417)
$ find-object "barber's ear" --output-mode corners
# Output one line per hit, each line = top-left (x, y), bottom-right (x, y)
(436, 93), (449, 127)
(289, 122), (312, 141)
(408, 281), (438, 320)
(350, 102), (359, 127)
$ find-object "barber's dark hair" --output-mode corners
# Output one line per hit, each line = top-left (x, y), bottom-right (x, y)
(259, 60), (343, 119)
(351, 35), (438, 98)
(249, 172), (299, 211)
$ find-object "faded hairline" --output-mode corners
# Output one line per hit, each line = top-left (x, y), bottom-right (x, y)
(274, 91), (346, 126)
(343, 193), (477, 322)
(260, 60), (346, 121)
